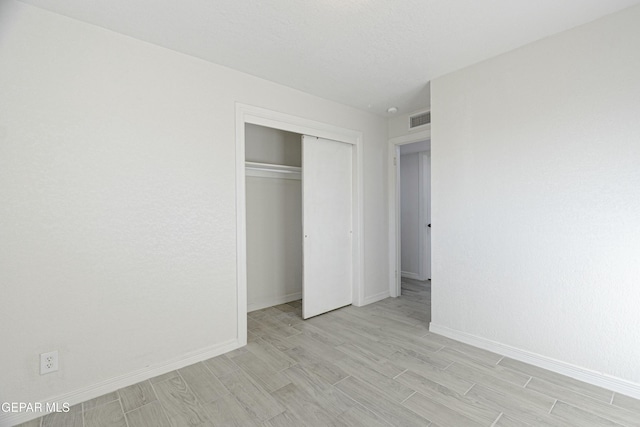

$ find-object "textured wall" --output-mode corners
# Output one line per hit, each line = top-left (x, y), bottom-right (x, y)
(0, 0), (387, 407)
(432, 5), (640, 383)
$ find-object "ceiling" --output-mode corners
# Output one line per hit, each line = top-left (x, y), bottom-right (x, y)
(18, 0), (640, 116)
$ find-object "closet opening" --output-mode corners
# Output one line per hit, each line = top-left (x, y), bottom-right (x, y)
(245, 124), (303, 315)
(243, 124), (354, 320)
(235, 103), (364, 346)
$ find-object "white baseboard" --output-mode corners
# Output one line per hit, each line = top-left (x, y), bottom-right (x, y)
(400, 271), (421, 280)
(429, 323), (640, 400)
(1, 338), (240, 427)
(363, 290), (390, 306)
(247, 292), (302, 312)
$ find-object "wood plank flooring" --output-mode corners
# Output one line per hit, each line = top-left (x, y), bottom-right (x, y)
(18, 279), (640, 426)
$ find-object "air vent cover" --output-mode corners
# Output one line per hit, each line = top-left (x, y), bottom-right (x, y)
(409, 111), (430, 129)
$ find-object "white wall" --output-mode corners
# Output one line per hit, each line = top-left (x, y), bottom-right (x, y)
(400, 153), (421, 277)
(388, 109), (430, 139)
(246, 126), (302, 311)
(0, 0), (388, 414)
(431, 3), (640, 389)
(245, 124), (301, 167)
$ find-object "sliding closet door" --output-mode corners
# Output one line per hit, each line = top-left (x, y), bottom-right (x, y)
(302, 135), (353, 319)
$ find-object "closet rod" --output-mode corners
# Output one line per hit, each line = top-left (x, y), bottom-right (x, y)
(245, 161), (302, 180)
(245, 161), (301, 174)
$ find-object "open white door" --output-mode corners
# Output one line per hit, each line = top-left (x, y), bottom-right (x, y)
(302, 135), (353, 319)
(422, 151), (431, 280)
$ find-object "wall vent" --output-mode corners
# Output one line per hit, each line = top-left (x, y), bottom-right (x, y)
(409, 111), (431, 129)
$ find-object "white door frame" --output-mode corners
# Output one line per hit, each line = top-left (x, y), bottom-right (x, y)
(388, 129), (431, 297)
(236, 103), (364, 345)
(420, 151), (431, 281)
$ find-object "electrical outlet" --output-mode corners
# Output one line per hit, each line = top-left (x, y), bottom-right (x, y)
(40, 351), (59, 375)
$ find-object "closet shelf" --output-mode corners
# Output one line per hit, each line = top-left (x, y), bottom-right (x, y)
(245, 161), (301, 180)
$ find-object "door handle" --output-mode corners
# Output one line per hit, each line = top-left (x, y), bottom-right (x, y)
(428, 224), (431, 228)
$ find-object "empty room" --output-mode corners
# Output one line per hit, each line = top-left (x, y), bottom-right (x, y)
(2, 0), (640, 426)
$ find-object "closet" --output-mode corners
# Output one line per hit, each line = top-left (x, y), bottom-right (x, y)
(245, 124), (354, 319)
(245, 124), (302, 313)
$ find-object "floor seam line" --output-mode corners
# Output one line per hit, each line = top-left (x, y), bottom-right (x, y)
(393, 369), (409, 380)
(490, 412), (504, 427)
(400, 391), (417, 404)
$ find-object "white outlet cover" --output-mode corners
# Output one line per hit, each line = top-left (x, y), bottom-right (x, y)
(40, 350), (59, 375)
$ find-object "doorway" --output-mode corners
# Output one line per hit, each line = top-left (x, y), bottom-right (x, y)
(236, 104), (365, 346)
(399, 142), (431, 281)
(244, 128), (354, 320)
(388, 130), (431, 299)
(397, 141), (431, 321)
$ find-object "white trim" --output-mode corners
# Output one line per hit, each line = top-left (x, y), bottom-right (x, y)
(421, 151), (431, 280)
(236, 103), (366, 343)
(0, 339), (240, 426)
(245, 162), (302, 180)
(417, 153), (426, 280)
(238, 105), (363, 144)
(363, 290), (390, 305)
(401, 271), (421, 281)
(429, 323), (640, 400)
(248, 292), (302, 312)
(236, 107), (248, 347)
(388, 128), (431, 298)
(391, 144), (401, 297)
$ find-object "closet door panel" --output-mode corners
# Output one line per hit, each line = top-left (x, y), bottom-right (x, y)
(302, 135), (353, 319)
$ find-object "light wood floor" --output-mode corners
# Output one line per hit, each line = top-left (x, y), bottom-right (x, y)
(20, 280), (640, 426)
